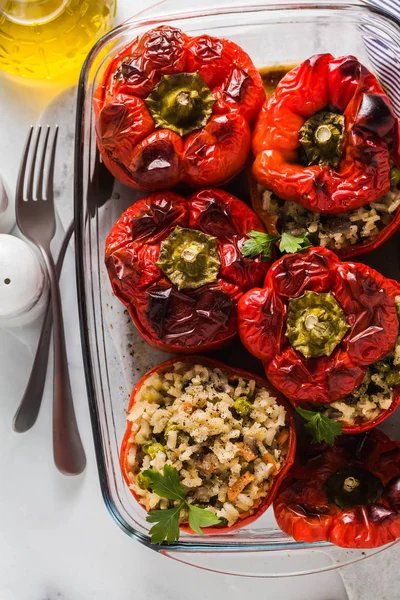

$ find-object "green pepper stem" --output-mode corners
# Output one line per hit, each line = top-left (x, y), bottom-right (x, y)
(324, 466), (383, 510)
(145, 72), (216, 137)
(315, 124), (333, 145)
(299, 111), (345, 168)
(286, 291), (349, 358)
(304, 314), (318, 331)
(156, 226), (220, 290)
(181, 242), (202, 263)
(343, 476), (360, 493)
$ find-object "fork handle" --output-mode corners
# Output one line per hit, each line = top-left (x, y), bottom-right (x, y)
(13, 222), (74, 433)
(39, 247), (86, 475)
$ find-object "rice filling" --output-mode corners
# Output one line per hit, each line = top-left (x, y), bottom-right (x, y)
(126, 362), (289, 526)
(319, 337), (400, 426)
(261, 187), (400, 251)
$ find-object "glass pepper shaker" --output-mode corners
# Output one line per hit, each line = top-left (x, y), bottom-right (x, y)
(0, 234), (48, 327)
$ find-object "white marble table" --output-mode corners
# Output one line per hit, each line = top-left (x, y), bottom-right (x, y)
(0, 1), (398, 598)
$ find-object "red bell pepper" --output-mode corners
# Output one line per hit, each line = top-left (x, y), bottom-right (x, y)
(120, 356), (296, 537)
(252, 54), (400, 215)
(273, 430), (400, 548)
(94, 26), (265, 191)
(105, 188), (270, 353)
(238, 247), (400, 432)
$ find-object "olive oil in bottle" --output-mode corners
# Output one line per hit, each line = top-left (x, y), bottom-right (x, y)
(0, 0), (116, 80)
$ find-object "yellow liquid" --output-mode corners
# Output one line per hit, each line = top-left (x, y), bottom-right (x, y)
(0, 0), (116, 80)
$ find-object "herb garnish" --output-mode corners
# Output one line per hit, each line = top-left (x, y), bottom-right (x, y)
(279, 232), (312, 254)
(241, 231), (280, 260)
(143, 464), (221, 544)
(241, 231), (312, 261)
(296, 407), (343, 445)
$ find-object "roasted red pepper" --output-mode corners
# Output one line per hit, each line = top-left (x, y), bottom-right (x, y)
(252, 54), (400, 214)
(120, 356), (296, 536)
(105, 188), (270, 353)
(238, 247), (400, 431)
(273, 430), (400, 548)
(94, 26), (265, 191)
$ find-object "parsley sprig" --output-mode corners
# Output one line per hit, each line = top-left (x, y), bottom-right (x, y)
(279, 232), (312, 254)
(143, 465), (221, 544)
(241, 231), (280, 260)
(241, 231), (312, 261)
(295, 407), (342, 445)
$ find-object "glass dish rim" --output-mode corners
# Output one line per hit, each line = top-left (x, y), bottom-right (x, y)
(74, 0), (400, 564)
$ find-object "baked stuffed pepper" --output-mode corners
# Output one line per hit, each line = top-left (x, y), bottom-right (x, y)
(105, 188), (270, 353)
(94, 25), (265, 191)
(274, 430), (400, 548)
(238, 247), (400, 435)
(120, 357), (296, 542)
(251, 54), (400, 258)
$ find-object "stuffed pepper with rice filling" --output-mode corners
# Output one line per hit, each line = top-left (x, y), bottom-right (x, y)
(238, 246), (400, 437)
(251, 54), (400, 258)
(273, 430), (400, 548)
(105, 188), (271, 353)
(121, 357), (296, 542)
(94, 25), (265, 191)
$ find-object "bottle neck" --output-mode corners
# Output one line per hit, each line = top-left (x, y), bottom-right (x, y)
(0, 0), (70, 24)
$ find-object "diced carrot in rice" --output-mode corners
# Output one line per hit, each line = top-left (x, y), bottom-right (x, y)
(236, 442), (257, 462)
(228, 472), (256, 502)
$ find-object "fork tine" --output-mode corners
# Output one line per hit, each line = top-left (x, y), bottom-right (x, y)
(45, 125), (58, 202)
(15, 127), (34, 205)
(26, 126), (42, 201)
(36, 126), (51, 202)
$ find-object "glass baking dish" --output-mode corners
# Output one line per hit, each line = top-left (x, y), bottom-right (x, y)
(74, 0), (400, 577)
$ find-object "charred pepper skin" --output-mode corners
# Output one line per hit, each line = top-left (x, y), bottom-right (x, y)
(238, 247), (400, 413)
(120, 356), (297, 535)
(252, 54), (400, 214)
(94, 26), (265, 191)
(105, 189), (270, 353)
(273, 430), (400, 548)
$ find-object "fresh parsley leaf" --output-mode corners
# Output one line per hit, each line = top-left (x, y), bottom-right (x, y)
(241, 231), (280, 261)
(187, 504), (221, 535)
(144, 465), (222, 543)
(296, 407), (342, 445)
(390, 166), (400, 189)
(279, 232), (312, 254)
(146, 504), (183, 544)
(142, 464), (186, 501)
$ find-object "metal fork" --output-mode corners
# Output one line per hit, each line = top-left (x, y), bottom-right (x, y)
(13, 220), (74, 433)
(16, 126), (86, 475)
